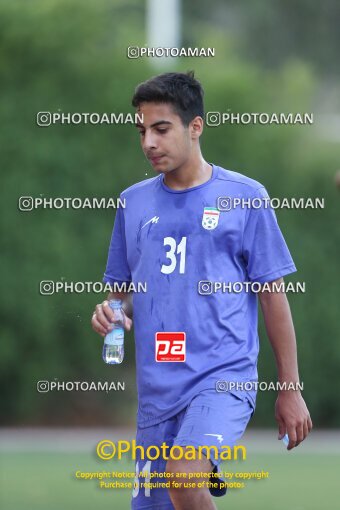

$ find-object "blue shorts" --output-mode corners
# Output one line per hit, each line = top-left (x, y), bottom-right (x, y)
(131, 388), (254, 509)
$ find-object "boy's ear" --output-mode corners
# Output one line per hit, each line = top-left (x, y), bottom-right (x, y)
(190, 116), (204, 139)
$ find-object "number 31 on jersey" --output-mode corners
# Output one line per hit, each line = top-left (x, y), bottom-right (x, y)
(161, 236), (187, 274)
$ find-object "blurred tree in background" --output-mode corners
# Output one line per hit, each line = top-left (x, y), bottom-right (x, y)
(183, 0), (340, 78)
(1, 0), (339, 427)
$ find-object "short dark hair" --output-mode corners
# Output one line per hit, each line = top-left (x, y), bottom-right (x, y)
(131, 71), (204, 126)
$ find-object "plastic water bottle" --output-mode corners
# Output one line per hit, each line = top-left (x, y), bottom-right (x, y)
(102, 299), (124, 364)
(282, 434), (289, 447)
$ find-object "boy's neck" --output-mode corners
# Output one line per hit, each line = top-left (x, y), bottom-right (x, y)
(163, 157), (213, 191)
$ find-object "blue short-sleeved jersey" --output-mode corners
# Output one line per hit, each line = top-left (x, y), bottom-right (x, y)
(103, 164), (296, 428)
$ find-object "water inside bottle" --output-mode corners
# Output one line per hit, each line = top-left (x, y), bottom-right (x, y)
(102, 344), (124, 364)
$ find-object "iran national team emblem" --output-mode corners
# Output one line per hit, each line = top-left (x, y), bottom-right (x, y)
(202, 207), (220, 230)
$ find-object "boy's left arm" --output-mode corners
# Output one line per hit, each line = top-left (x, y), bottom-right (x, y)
(258, 277), (313, 450)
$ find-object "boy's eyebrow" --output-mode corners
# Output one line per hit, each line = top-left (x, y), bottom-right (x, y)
(135, 120), (173, 129)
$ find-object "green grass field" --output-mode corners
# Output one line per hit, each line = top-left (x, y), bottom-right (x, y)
(0, 451), (337, 510)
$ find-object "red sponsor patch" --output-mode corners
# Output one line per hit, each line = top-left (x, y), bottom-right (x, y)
(155, 332), (186, 362)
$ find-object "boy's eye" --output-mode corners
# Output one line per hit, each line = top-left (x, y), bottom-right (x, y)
(137, 128), (168, 135)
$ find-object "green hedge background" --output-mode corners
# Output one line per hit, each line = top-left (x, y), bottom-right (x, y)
(1, 0), (339, 427)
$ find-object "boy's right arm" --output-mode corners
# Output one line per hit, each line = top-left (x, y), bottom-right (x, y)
(91, 292), (133, 337)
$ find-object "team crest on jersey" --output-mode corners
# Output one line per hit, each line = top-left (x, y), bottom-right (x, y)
(202, 207), (220, 230)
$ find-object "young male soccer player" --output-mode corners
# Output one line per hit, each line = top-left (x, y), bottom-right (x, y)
(91, 72), (312, 510)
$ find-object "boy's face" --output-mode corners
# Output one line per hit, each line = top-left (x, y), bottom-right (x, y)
(136, 102), (198, 174)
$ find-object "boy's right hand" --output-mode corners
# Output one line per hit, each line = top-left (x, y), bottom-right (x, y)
(91, 300), (133, 337)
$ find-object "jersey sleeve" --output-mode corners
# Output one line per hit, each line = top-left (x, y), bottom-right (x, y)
(103, 204), (132, 285)
(242, 186), (297, 283)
